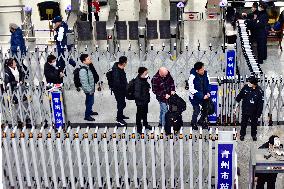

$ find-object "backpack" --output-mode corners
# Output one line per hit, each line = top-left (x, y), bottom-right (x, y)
(73, 66), (86, 89)
(106, 69), (113, 90)
(168, 94), (187, 113)
(165, 111), (183, 135)
(126, 78), (136, 100)
(202, 98), (215, 115)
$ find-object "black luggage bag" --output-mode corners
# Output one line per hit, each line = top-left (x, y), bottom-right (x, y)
(165, 111), (183, 135)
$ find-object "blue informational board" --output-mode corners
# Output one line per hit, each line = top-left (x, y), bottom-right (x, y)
(208, 84), (218, 123)
(226, 50), (236, 77)
(51, 91), (64, 129)
(217, 143), (234, 189)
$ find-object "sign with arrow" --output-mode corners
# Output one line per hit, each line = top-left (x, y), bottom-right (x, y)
(177, 2), (185, 8)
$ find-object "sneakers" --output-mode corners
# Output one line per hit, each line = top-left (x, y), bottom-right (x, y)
(252, 136), (257, 141)
(240, 135), (245, 141)
(90, 111), (98, 116)
(122, 115), (129, 119)
(84, 117), (95, 121)
(144, 125), (152, 130)
(116, 119), (127, 126)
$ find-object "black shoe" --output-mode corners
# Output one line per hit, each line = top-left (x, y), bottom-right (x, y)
(158, 123), (162, 127)
(90, 111), (98, 116)
(252, 136), (257, 141)
(202, 125), (208, 130)
(84, 117), (95, 121)
(240, 135), (245, 141)
(191, 123), (198, 130)
(122, 115), (129, 119)
(116, 119), (127, 126)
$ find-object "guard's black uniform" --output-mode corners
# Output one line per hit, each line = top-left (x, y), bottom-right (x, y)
(236, 84), (264, 137)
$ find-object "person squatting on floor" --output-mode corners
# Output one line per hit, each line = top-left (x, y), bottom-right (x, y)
(235, 76), (264, 141)
(79, 54), (99, 121)
(44, 55), (64, 84)
(112, 56), (129, 126)
(52, 16), (76, 71)
(151, 67), (175, 128)
(255, 135), (282, 189)
(188, 62), (211, 130)
(134, 67), (152, 134)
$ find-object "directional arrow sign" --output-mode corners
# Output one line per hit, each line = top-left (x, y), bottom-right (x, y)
(177, 2), (185, 8)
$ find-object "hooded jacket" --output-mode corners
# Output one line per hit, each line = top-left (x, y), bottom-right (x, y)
(112, 62), (128, 94)
(10, 27), (26, 55)
(188, 68), (211, 106)
(44, 62), (63, 84)
(79, 64), (95, 94)
(134, 75), (151, 106)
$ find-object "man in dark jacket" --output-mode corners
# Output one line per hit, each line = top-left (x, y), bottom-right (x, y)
(44, 55), (64, 84)
(235, 76), (264, 141)
(134, 67), (152, 133)
(188, 62), (211, 130)
(247, 2), (269, 64)
(242, 2), (258, 20)
(255, 135), (280, 189)
(112, 56), (128, 126)
(9, 23), (26, 57)
(151, 67), (175, 128)
(52, 16), (76, 71)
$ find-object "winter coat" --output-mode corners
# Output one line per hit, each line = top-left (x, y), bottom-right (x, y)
(151, 71), (175, 103)
(254, 10), (269, 39)
(134, 76), (151, 106)
(112, 62), (127, 95)
(79, 65), (95, 94)
(188, 68), (211, 106)
(44, 62), (63, 84)
(54, 21), (69, 49)
(4, 65), (25, 91)
(10, 27), (26, 55)
(236, 84), (264, 117)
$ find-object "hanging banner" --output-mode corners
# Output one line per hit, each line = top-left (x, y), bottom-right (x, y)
(51, 91), (64, 129)
(226, 49), (236, 77)
(208, 84), (218, 123)
(217, 143), (234, 189)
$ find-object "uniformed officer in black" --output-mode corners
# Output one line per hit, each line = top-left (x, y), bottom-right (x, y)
(235, 76), (264, 141)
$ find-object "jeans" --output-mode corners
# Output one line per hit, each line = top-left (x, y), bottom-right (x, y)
(240, 114), (258, 137)
(136, 104), (148, 131)
(191, 104), (207, 125)
(85, 93), (94, 118)
(159, 102), (168, 127)
(114, 92), (126, 120)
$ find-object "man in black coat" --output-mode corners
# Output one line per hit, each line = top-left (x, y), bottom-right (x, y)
(134, 67), (152, 133)
(235, 76), (264, 141)
(112, 56), (129, 126)
(44, 55), (64, 84)
(248, 2), (269, 64)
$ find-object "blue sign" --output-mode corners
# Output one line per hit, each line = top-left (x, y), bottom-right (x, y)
(208, 84), (218, 123)
(217, 143), (233, 189)
(177, 2), (185, 8)
(226, 50), (236, 77)
(51, 92), (64, 129)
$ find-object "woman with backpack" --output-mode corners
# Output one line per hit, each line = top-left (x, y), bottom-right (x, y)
(134, 67), (152, 134)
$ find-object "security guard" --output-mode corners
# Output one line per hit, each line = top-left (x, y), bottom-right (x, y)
(235, 76), (264, 141)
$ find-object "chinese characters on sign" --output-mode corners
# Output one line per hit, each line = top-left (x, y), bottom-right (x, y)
(208, 84), (218, 123)
(226, 50), (236, 77)
(218, 144), (233, 189)
(51, 92), (64, 129)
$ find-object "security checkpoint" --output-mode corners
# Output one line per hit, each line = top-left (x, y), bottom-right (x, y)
(1, 125), (238, 189)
